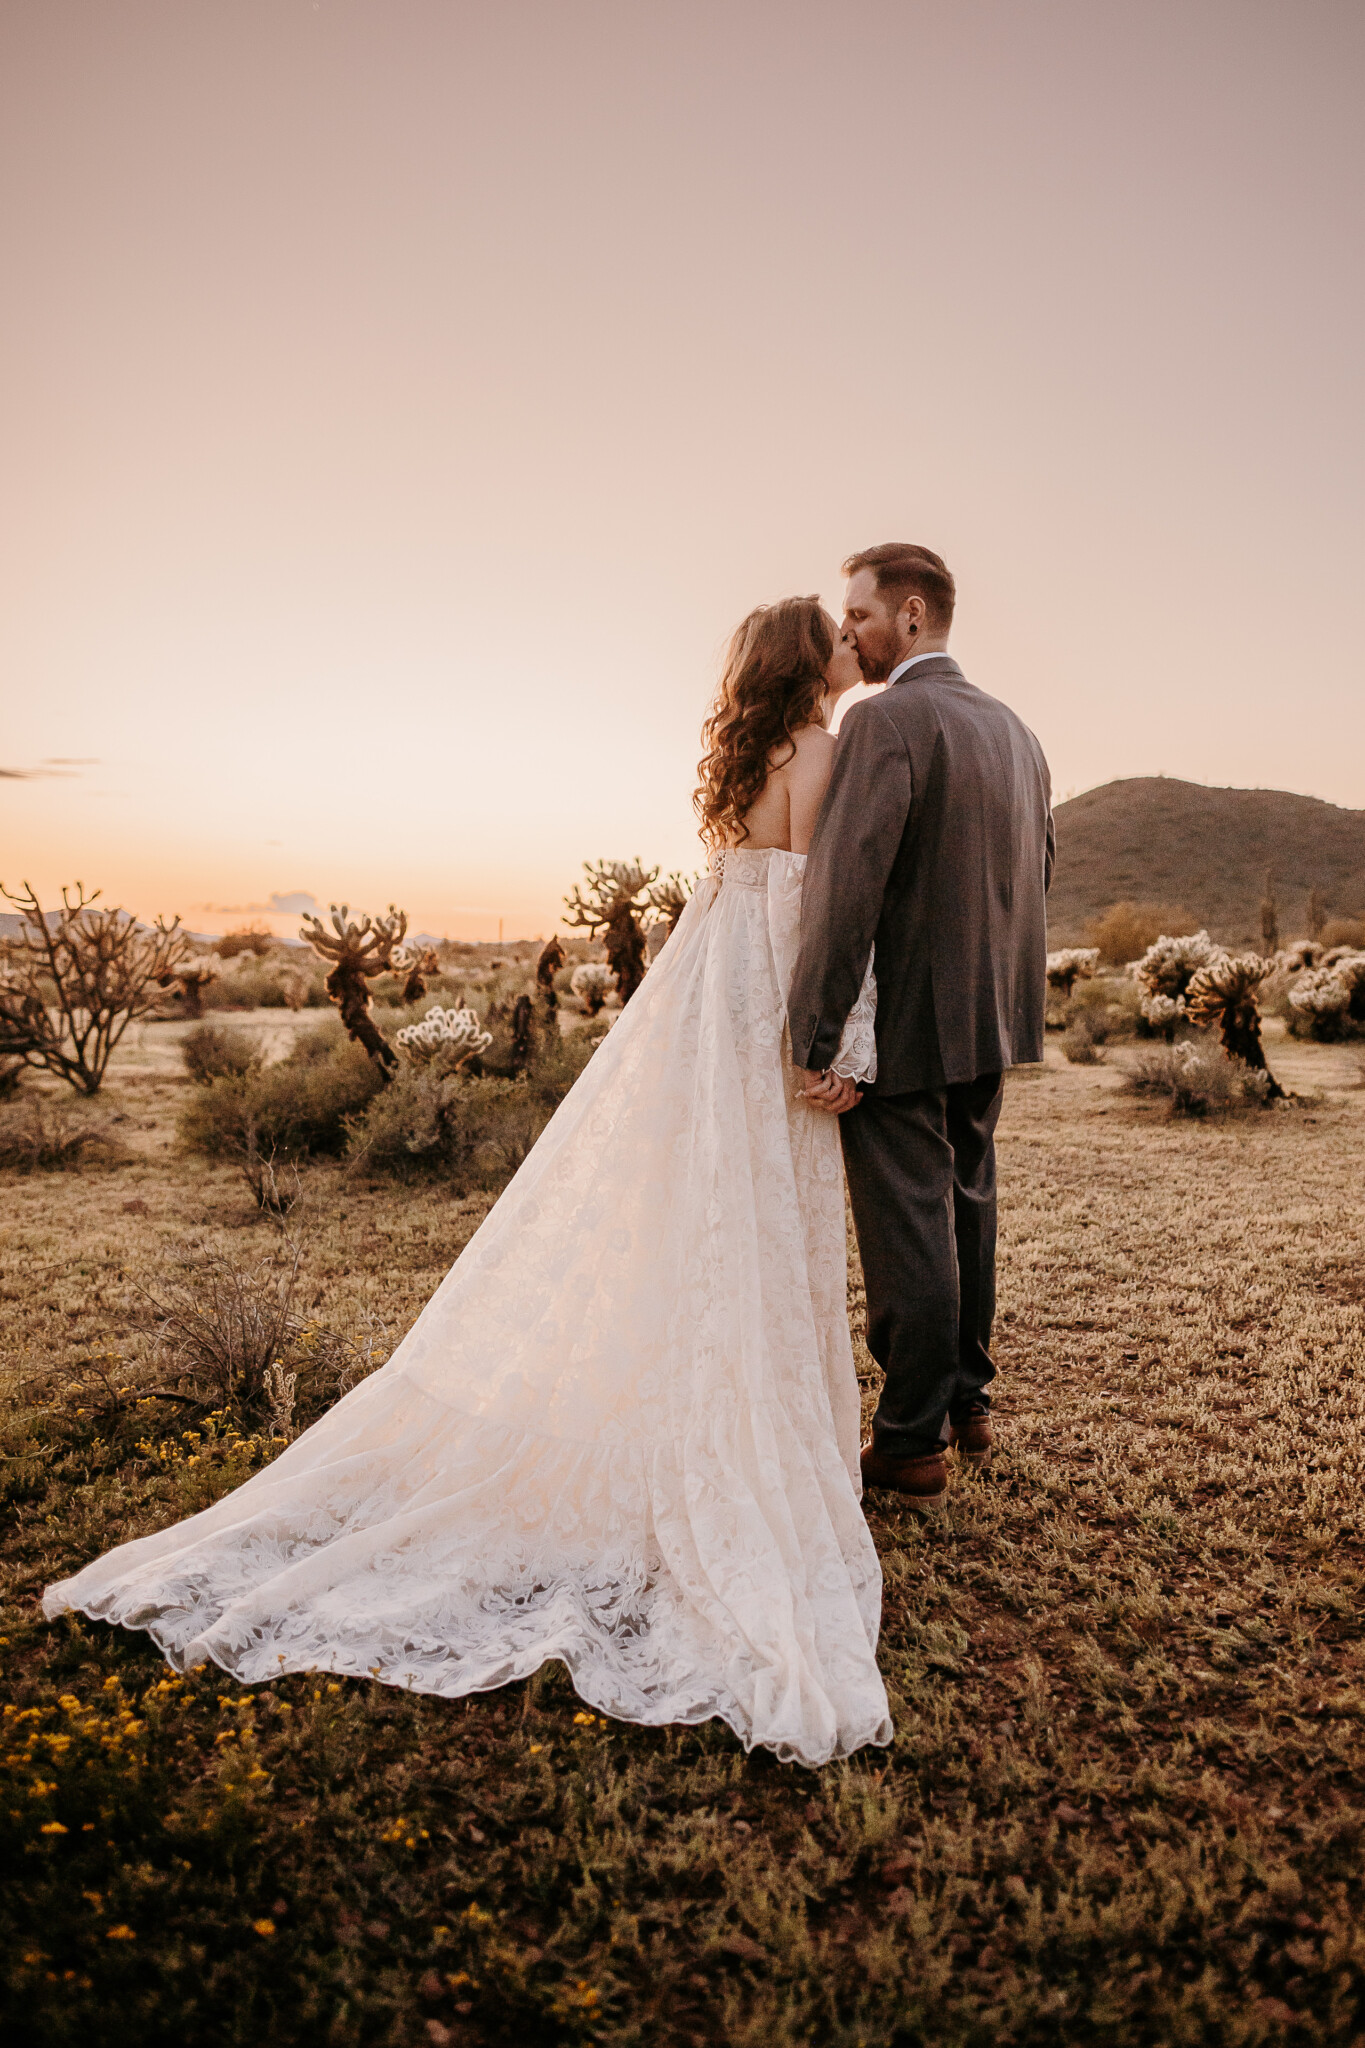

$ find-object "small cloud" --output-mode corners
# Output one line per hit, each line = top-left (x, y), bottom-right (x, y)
(43, 757), (100, 766)
(192, 889), (318, 917)
(2, 762), (85, 779)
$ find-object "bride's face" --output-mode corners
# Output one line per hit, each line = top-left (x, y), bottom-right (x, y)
(823, 627), (863, 704)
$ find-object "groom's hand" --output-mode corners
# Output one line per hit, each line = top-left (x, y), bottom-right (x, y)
(794, 1067), (862, 1114)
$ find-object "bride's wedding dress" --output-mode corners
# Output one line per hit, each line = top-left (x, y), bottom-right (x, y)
(45, 848), (892, 1766)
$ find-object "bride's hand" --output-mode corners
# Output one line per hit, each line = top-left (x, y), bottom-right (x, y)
(793, 1067), (862, 1114)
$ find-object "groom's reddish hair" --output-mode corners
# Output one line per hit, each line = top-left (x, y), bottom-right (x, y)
(842, 543), (956, 630)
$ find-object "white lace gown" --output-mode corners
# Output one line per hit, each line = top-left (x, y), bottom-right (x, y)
(45, 848), (892, 1767)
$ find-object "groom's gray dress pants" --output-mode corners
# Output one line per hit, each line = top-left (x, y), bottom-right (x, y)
(840, 1071), (1004, 1461)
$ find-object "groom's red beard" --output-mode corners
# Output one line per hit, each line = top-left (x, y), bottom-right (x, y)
(855, 629), (899, 682)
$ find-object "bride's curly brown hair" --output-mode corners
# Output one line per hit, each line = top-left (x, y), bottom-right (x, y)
(694, 597), (835, 848)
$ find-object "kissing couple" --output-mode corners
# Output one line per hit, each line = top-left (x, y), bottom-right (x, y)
(47, 543), (1054, 1768)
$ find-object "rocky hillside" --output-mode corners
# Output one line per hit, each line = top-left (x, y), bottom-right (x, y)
(1048, 777), (1365, 946)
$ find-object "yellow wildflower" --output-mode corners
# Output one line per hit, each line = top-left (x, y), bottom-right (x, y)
(252, 1919), (276, 1938)
(40, 1821), (69, 1834)
(105, 1925), (136, 1941)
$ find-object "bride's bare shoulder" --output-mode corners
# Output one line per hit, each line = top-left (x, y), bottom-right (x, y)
(773, 722), (835, 783)
(775, 724), (837, 853)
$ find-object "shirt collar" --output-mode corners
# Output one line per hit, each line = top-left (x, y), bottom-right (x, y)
(885, 650), (949, 688)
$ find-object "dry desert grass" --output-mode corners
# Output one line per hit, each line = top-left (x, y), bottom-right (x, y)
(2, 1019), (1363, 2046)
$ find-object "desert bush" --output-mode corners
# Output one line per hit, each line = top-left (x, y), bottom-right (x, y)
(134, 1243), (378, 1425)
(205, 958), (327, 1010)
(1126, 1035), (1271, 1116)
(1065, 975), (1141, 1039)
(1061, 1015), (1103, 1064)
(1321, 916), (1365, 950)
(348, 1025), (603, 1187)
(0, 1094), (117, 1172)
(1084, 900), (1200, 967)
(180, 1022), (263, 1085)
(177, 1027), (385, 1168)
(0, 880), (189, 1094)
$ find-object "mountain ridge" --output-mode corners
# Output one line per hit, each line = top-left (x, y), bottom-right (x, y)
(1048, 776), (1365, 946)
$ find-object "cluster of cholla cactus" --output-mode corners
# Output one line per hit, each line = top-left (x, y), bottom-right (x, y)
(1184, 953), (1283, 1096)
(1132, 930), (1222, 1030)
(571, 961), (617, 1016)
(394, 1004), (492, 1069)
(1287, 951), (1365, 1041)
(0, 880), (189, 1094)
(1046, 948), (1100, 1000)
(563, 860), (658, 1004)
(299, 902), (409, 1075)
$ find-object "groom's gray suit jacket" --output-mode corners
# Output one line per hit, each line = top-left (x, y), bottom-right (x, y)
(788, 655), (1054, 1094)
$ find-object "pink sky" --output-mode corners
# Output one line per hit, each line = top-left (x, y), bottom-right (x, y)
(2, 0), (1362, 938)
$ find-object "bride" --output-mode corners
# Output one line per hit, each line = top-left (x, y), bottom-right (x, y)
(45, 597), (894, 1768)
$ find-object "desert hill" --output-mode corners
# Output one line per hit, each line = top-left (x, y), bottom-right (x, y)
(1048, 777), (1365, 946)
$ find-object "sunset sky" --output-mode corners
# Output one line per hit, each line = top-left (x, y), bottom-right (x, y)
(2, 0), (1362, 939)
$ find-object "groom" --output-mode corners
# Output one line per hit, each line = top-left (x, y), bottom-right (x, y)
(789, 543), (1053, 1513)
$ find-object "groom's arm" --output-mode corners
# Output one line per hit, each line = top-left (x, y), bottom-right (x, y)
(788, 701), (913, 1074)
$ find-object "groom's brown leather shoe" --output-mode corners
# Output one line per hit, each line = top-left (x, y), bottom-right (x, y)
(860, 1443), (948, 1512)
(947, 1407), (993, 1469)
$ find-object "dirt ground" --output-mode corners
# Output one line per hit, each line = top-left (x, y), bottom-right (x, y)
(2, 1016), (1363, 2046)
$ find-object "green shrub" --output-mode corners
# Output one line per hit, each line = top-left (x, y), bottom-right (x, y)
(177, 1028), (385, 1164)
(180, 1022), (262, 1085)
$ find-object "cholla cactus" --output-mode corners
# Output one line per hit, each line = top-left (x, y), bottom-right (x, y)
(263, 1361), (297, 1441)
(563, 859), (659, 1004)
(571, 961), (616, 1016)
(536, 935), (565, 1012)
(645, 871), (696, 942)
(1141, 993), (1185, 1029)
(1289, 954), (1365, 1040)
(1134, 930), (1223, 1028)
(393, 943), (439, 1005)
(165, 955), (219, 1020)
(1184, 952), (1282, 1097)
(395, 1004), (492, 1068)
(1279, 939), (1322, 973)
(299, 902), (408, 1074)
(1046, 948), (1100, 998)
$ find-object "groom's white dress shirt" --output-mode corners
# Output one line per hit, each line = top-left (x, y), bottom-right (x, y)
(885, 651), (949, 688)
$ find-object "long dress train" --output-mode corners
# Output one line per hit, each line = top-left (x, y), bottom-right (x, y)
(44, 847), (892, 1767)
